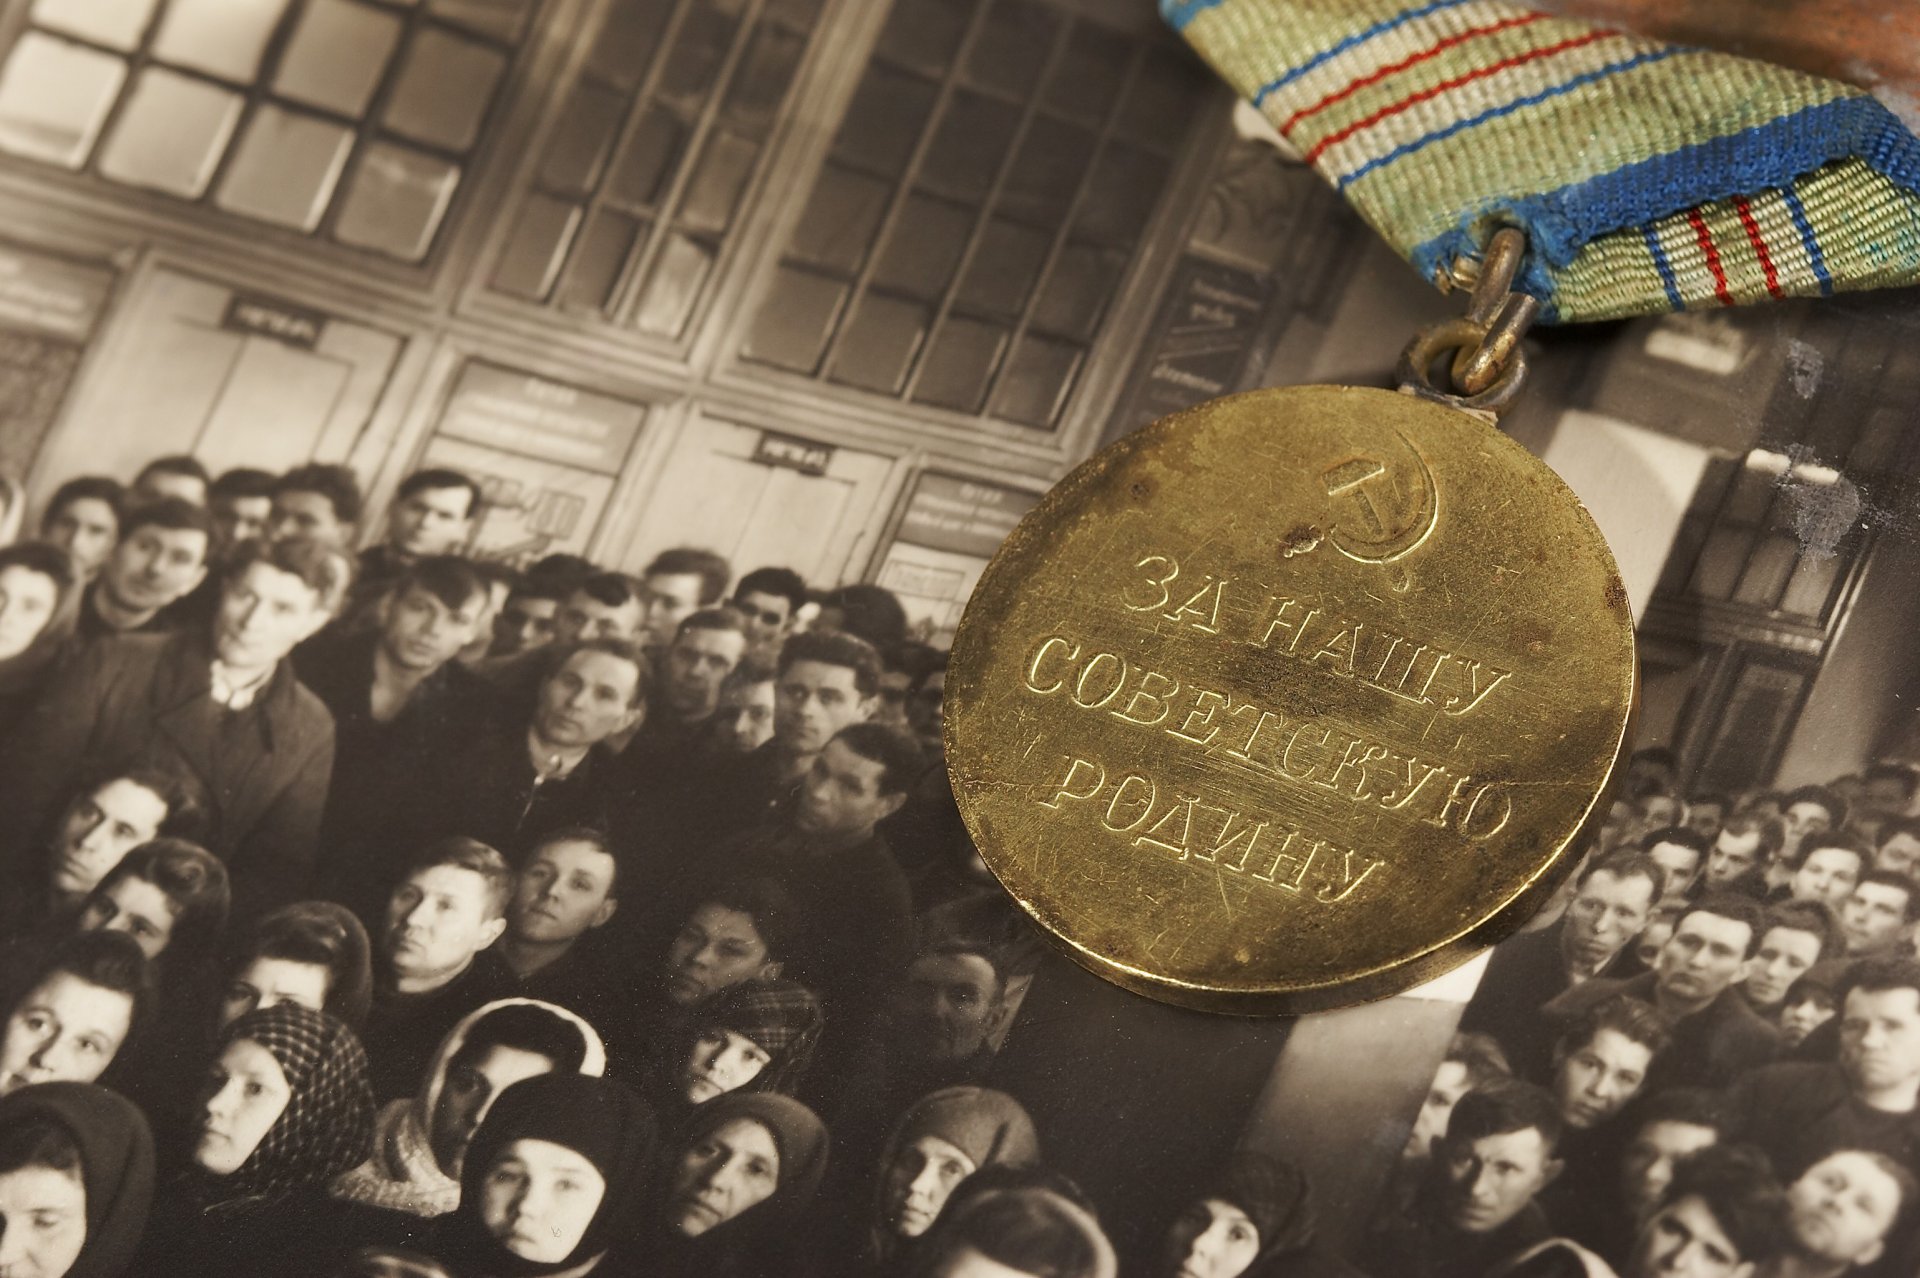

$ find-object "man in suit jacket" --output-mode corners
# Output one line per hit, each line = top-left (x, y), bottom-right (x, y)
(0, 537), (346, 921)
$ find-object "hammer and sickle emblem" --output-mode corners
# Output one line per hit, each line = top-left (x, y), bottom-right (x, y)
(1320, 430), (1439, 566)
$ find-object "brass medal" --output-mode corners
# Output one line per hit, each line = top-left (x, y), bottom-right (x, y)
(944, 384), (1635, 1014)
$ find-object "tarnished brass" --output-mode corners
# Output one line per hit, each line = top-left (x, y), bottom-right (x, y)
(945, 386), (1636, 1014)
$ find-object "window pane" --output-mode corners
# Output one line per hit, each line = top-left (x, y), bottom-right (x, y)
(334, 142), (459, 261)
(914, 316), (1006, 413)
(492, 193), (582, 299)
(765, 0), (827, 25)
(872, 193), (974, 298)
(679, 130), (761, 235)
(429, 0), (535, 43)
(540, 81), (627, 194)
(789, 164), (891, 275)
(1044, 24), (1129, 124)
(274, 0), (402, 118)
(605, 106), (685, 208)
(0, 34), (127, 167)
(954, 217), (1048, 317)
(1721, 463), (1777, 524)
(989, 333), (1080, 427)
(1000, 117), (1093, 227)
(832, 64), (936, 178)
(743, 267), (848, 372)
(659, 1), (740, 106)
(1779, 552), (1840, 619)
(965, 0), (1057, 98)
(1075, 144), (1167, 245)
(1032, 241), (1121, 340)
(30, 0), (159, 50)
(874, 0), (970, 75)
(1688, 527), (1752, 600)
(1732, 533), (1798, 608)
(584, 0), (675, 92)
(636, 233), (714, 336)
(721, 23), (805, 135)
(150, 0), (286, 83)
(558, 210), (640, 311)
(215, 106), (353, 230)
(1118, 47), (1205, 152)
(97, 69), (242, 197)
(383, 27), (505, 152)
(830, 293), (928, 394)
(920, 91), (1019, 205)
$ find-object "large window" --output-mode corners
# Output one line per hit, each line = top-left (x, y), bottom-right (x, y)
(740, 0), (1209, 430)
(488, 0), (826, 338)
(0, 0), (534, 260)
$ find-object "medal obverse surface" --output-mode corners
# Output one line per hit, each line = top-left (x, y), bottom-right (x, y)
(946, 386), (1636, 1014)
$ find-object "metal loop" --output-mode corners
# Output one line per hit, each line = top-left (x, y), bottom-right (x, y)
(1464, 227), (1526, 327)
(1396, 317), (1530, 414)
(1452, 292), (1541, 395)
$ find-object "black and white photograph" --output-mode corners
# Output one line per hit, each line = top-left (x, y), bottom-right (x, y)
(0, 1), (1912, 1277)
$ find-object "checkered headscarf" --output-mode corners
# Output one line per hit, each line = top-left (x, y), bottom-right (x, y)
(216, 1001), (375, 1204)
(690, 978), (823, 1095)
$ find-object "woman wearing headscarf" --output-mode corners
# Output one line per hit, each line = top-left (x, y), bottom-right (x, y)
(0, 540), (79, 733)
(139, 1000), (376, 1277)
(905, 1173), (1117, 1278)
(1147, 1153), (1361, 1278)
(428, 1072), (655, 1278)
(653, 978), (823, 1128)
(646, 1091), (830, 1278)
(861, 1086), (1041, 1278)
(0, 1081), (154, 1278)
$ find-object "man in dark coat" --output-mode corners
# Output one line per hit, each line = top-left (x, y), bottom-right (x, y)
(1542, 894), (1780, 1093)
(295, 555), (496, 926)
(1461, 850), (1661, 1079)
(0, 538), (344, 921)
(1721, 958), (1920, 1179)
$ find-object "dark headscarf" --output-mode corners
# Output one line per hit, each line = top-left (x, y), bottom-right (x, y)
(872, 1087), (1040, 1267)
(685, 978), (823, 1097)
(652, 1092), (830, 1278)
(1163, 1152), (1328, 1278)
(0, 1081), (154, 1278)
(445, 1073), (658, 1277)
(204, 1001), (375, 1207)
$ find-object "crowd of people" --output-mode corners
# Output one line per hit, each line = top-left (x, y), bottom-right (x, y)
(0, 454), (1344, 1278)
(1385, 752), (1920, 1278)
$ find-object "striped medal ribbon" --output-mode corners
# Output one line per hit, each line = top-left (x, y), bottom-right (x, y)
(1165, 0), (1920, 322)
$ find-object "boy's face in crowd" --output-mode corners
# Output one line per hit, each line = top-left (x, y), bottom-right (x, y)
(553, 588), (642, 646)
(49, 778), (168, 900)
(1626, 1194), (1752, 1278)
(1406, 1060), (1473, 1162)
(1876, 829), (1920, 877)
(1838, 985), (1920, 1098)
(1552, 1028), (1652, 1130)
(1655, 912), (1753, 1008)
(133, 470), (206, 507)
(216, 560), (330, 672)
(1564, 868), (1655, 971)
(683, 1030), (771, 1105)
(1743, 926), (1823, 1008)
(1687, 801), (1726, 843)
(102, 523), (208, 614)
(495, 593), (559, 655)
(390, 485), (474, 557)
(0, 564), (60, 661)
(670, 1117), (780, 1237)
(1781, 988), (1837, 1047)
(1791, 846), (1863, 907)
(218, 956), (330, 1030)
(1841, 881), (1913, 956)
(1647, 841), (1701, 901)
(1642, 796), (1684, 830)
(510, 839), (617, 945)
(642, 571), (706, 649)
(713, 678), (776, 754)
(78, 874), (178, 961)
(1785, 1151), (1901, 1270)
(733, 590), (791, 653)
(664, 626), (746, 722)
(795, 737), (903, 840)
(1620, 1120), (1719, 1223)
(432, 1043), (557, 1176)
(381, 583), (484, 674)
(195, 1036), (289, 1175)
(774, 658), (871, 757)
(210, 494), (271, 554)
(45, 497), (119, 578)
(664, 904), (779, 1006)
(906, 670), (944, 750)
(899, 952), (1000, 1062)
(480, 1136), (605, 1263)
(534, 650), (642, 750)
(385, 865), (506, 987)
(268, 490), (350, 546)
(1705, 829), (1763, 888)
(1781, 801), (1834, 857)
(1438, 1125), (1559, 1234)
(0, 972), (132, 1095)
(1636, 916), (1676, 970)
